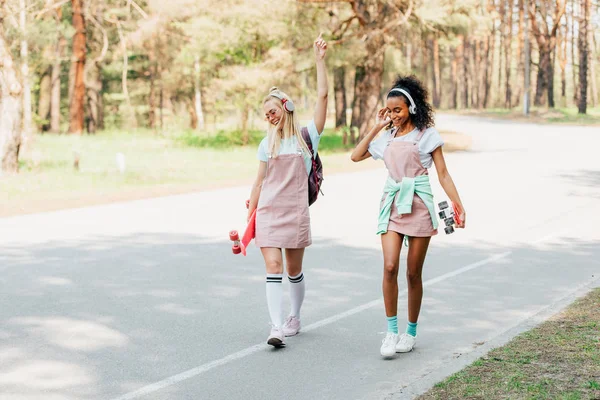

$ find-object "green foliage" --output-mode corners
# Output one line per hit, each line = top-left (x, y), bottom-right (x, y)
(176, 129), (264, 148)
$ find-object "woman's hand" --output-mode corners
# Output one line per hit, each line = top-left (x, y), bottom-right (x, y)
(314, 33), (327, 60)
(375, 107), (391, 130)
(455, 205), (466, 229)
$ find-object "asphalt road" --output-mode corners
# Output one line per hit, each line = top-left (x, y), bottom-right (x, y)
(1, 114), (599, 400)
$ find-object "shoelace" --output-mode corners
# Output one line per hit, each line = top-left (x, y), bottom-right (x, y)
(382, 333), (396, 345)
(398, 334), (414, 345)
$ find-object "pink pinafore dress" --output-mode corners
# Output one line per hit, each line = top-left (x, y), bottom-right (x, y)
(380, 129), (438, 237)
(255, 141), (311, 248)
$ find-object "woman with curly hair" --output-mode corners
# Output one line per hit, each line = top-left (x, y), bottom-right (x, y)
(350, 75), (466, 357)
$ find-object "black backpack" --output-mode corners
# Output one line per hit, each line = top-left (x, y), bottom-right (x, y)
(301, 127), (324, 206)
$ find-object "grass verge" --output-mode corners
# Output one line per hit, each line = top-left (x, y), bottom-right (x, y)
(1, 128), (469, 217)
(446, 107), (600, 125)
(418, 288), (600, 400)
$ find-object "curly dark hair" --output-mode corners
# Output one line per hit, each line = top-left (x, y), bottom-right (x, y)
(387, 75), (435, 131)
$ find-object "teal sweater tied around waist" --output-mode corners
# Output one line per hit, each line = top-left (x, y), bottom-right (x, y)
(377, 175), (439, 235)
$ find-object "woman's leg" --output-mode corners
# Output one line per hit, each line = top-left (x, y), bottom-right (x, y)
(396, 236), (431, 353)
(381, 231), (404, 319)
(380, 231), (404, 356)
(405, 236), (431, 329)
(261, 247), (285, 346)
(284, 248), (305, 319)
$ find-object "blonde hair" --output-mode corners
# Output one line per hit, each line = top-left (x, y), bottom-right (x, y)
(263, 87), (311, 158)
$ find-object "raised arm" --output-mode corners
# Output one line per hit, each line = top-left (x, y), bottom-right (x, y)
(350, 108), (391, 162)
(313, 33), (328, 134)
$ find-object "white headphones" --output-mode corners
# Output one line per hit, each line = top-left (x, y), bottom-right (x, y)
(388, 88), (417, 114)
(269, 92), (295, 113)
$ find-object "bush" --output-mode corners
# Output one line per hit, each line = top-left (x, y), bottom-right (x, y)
(177, 129), (264, 148)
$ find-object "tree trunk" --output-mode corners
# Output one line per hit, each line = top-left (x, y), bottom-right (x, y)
(535, 43), (552, 106)
(148, 44), (156, 129)
(421, 36), (428, 85)
(462, 37), (470, 108)
(0, 13), (23, 174)
(474, 39), (482, 108)
(159, 80), (164, 130)
(97, 78), (104, 130)
(431, 35), (441, 108)
(549, 44), (556, 108)
(530, 1), (566, 108)
(117, 21), (136, 128)
(485, 34), (495, 108)
(38, 67), (52, 132)
(20, 0), (32, 140)
(505, 0), (514, 108)
(451, 44), (460, 109)
(515, 0), (525, 104)
(351, 65), (365, 144)
(187, 99), (198, 130)
(194, 55), (204, 131)
(86, 62), (102, 134)
(498, 0), (506, 102)
(578, 0), (589, 113)
(357, 36), (385, 140)
(571, 0), (579, 104)
(557, 24), (568, 102)
(587, 2), (597, 107)
(334, 66), (347, 131)
(51, 28), (64, 134)
(69, 0), (86, 134)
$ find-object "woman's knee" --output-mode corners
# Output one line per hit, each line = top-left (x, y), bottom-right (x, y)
(287, 265), (302, 277)
(383, 261), (399, 278)
(265, 258), (283, 274)
(406, 268), (422, 286)
(285, 249), (304, 277)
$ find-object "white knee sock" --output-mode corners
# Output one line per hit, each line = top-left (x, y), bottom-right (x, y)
(266, 274), (283, 327)
(288, 272), (305, 318)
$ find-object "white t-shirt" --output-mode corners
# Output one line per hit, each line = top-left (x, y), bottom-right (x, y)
(257, 120), (321, 175)
(368, 127), (444, 169)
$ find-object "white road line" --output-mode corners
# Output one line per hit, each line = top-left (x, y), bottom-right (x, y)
(108, 252), (514, 400)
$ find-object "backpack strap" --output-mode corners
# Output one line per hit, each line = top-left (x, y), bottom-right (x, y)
(301, 127), (319, 179)
(301, 127), (313, 155)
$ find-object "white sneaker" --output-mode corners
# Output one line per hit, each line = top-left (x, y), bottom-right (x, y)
(380, 332), (399, 357)
(395, 333), (416, 353)
(282, 315), (301, 337)
(267, 326), (285, 348)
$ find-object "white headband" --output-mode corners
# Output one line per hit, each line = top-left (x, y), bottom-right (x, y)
(388, 88), (417, 114)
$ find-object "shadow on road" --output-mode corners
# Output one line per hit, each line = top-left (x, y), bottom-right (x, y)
(0, 232), (598, 399)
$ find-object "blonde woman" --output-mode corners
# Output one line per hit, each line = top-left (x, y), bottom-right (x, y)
(247, 34), (328, 348)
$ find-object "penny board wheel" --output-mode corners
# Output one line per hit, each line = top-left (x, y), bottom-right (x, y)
(229, 231), (239, 241)
(232, 245), (242, 254)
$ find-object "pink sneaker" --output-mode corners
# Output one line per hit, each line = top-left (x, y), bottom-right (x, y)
(283, 315), (301, 337)
(267, 326), (285, 347)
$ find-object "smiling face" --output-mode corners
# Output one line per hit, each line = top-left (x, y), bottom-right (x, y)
(263, 99), (284, 126)
(386, 96), (411, 128)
